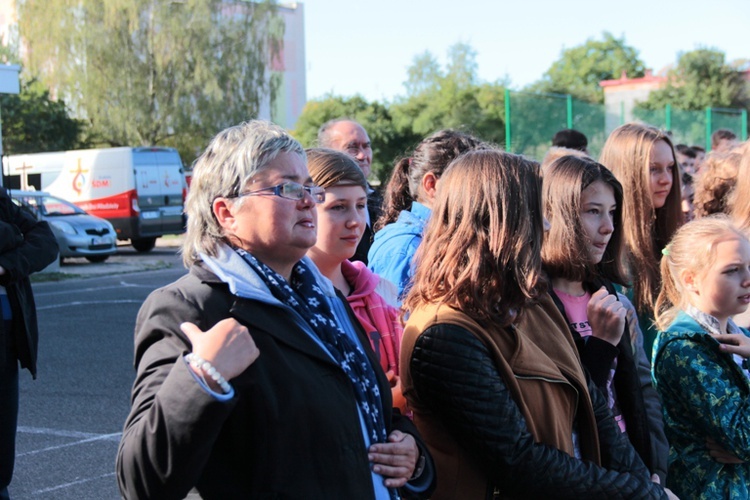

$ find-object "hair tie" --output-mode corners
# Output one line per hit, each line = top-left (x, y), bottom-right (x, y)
(661, 246), (670, 257)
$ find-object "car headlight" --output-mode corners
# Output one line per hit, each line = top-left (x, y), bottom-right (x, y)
(49, 220), (77, 235)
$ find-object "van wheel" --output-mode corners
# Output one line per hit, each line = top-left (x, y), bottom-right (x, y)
(131, 237), (157, 253)
(86, 255), (109, 263)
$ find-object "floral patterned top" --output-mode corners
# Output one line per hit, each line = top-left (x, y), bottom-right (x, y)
(652, 310), (750, 499)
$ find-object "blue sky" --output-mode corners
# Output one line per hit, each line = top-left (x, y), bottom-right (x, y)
(303, 0), (749, 103)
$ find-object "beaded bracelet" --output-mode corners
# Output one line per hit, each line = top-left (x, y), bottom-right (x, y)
(185, 353), (232, 394)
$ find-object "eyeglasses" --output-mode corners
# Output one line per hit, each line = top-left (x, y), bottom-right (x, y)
(235, 181), (325, 203)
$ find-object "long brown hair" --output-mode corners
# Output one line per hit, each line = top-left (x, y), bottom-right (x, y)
(729, 141), (750, 229)
(542, 155), (628, 285)
(375, 130), (486, 231)
(403, 150), (545, 329)
(599, 123), (683, 312)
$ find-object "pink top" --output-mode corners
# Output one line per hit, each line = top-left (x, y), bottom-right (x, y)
(555, 289), (626, 433)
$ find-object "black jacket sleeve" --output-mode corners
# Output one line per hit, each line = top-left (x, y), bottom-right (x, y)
(409, 323), (668, 499)
(0, 188), (58, 284)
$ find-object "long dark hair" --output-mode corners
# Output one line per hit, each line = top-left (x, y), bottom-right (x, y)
(375, 130), (486, 231)
(542, 155), (628, 285)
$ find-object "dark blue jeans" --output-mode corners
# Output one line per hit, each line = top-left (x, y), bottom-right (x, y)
(0, 326), (18, 500)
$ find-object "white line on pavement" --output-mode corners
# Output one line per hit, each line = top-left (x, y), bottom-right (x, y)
(37, 300), (143, 310)
(32, 472), (117, 494)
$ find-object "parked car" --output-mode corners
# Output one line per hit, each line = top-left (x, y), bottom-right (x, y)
(9, 190), (117, 263)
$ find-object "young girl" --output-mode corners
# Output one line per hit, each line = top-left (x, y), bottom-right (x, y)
(600, 123), (683, 359)
(305, 148), (405, 410)
(542, 154), (669, 483)
(368, 130), (485, 300)
(400, 150), (671, 499)
(653, 216), (750, 499)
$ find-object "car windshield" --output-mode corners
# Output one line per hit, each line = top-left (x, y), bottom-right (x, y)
(20, 195), (86, 217)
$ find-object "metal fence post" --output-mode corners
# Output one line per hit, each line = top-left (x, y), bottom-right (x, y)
(742, 109), (748, 141)
(665, 104), (672, 132)
(505, 89), (511, 152)
(566, 95), (573, 129)
(705, 107), (712, 151)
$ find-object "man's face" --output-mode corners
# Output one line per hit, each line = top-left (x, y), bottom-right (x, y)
(327, 121), (372, 178)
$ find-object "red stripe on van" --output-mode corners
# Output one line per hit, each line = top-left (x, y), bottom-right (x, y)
(74, 189), (137, 219)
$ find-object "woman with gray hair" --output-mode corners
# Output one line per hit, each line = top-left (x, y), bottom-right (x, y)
(116, 120), (433, 499)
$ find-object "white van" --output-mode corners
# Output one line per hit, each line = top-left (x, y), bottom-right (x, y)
(2, 147), (186, 252)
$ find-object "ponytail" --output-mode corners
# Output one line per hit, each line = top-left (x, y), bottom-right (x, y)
(375, 157), (413, 231)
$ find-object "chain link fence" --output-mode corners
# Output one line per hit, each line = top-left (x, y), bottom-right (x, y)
(504, 90), (748, 160)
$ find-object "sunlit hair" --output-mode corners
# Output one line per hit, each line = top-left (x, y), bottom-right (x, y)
(542, 155), (628, 285)
(402, 150), (545, 329)
(655, 215), (747, 329)
(729, 142), (750, 230)
(182, 120), (305, 266)
(599, 122), (683, 312)
(693, 150), (741, 218)
(375, 129), (487, 231)
(541, 146), (589, 172)
(306, 148), (367, 190)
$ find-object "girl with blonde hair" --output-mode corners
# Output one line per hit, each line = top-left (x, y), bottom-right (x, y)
(600, 123), (683, 358)
(653, 215), (750, 499)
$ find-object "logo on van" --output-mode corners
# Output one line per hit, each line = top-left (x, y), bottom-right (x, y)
(71, 159), (89, 195)
(164, 171), (170, 188)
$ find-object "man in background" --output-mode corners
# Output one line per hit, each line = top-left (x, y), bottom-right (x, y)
(318, 119), (382, 264)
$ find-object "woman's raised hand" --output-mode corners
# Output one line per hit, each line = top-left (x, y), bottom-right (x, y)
(587, 287), (627, 346)
(181, 318), (260, 385)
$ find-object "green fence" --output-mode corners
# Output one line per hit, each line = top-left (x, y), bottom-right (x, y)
(504, 90), (749, 160)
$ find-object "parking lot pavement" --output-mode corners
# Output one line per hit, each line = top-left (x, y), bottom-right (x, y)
(52, 235), (185, 278)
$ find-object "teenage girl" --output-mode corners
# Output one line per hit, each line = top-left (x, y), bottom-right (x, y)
(400, 149), (673, 499)
(653, 216), (750, 499)
(542, 154), (669, 483)
(600, 123), (683, 359)
(305, 148), (405, 410)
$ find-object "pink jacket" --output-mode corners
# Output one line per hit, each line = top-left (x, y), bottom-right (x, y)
(341, 259), (402, 376)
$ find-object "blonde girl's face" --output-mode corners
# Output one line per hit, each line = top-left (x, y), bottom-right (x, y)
(579, 181), (616, 265)
(308, 185), (367, 267)
(686, 235), (750, 326)
(649, 140), (676, 209)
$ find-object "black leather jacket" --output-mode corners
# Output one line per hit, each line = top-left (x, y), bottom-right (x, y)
(410, 323), (668, 499)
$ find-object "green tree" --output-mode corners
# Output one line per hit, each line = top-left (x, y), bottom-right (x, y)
(642, 48), (749, 110)
(391, 43), (506, 147)
(292, 95), (415, 185)
(0, 78), (85, 155)
(17, 0), (283, 164)
(530, 32), (645, 103)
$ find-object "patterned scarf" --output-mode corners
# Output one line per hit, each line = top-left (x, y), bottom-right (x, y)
(236, 248), (388, 445)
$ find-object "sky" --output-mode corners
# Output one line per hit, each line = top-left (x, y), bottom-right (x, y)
(302, 0), (749, 103)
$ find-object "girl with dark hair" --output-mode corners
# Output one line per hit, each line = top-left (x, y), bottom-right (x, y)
(542, 154), (669, 483)
(400, 150), (674, 499)
(367, 130), (485, 300)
